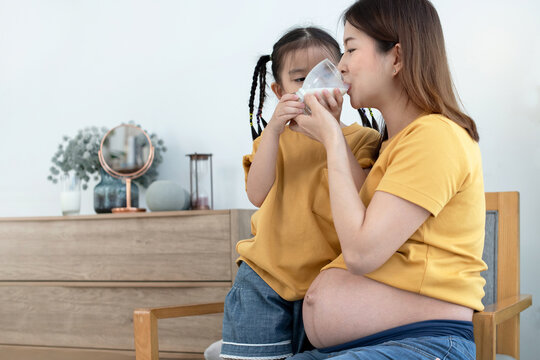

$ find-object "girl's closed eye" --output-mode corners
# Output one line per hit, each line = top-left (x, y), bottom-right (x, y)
(294, 77), (306, 83)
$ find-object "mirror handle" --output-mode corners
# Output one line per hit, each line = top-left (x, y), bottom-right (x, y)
(126, 178), (132, 208)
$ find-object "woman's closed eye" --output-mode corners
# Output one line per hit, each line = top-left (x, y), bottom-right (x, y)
(346, 48), (356, 54)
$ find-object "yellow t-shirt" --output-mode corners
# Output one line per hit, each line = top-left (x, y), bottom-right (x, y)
(324, 114), (487, 311)
(238, 123), (381, 301)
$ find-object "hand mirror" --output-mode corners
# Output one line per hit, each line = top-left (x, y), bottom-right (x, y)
(98, 124), (154, 213)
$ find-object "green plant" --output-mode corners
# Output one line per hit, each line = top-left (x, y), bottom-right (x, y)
(48, 124), (167, 190)
(134, 122), (168, 188)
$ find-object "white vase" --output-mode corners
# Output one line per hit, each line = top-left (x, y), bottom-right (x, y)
(60, 173), (81, 215)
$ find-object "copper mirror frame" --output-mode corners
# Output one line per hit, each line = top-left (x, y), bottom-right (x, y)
(98, 124), (155, 213)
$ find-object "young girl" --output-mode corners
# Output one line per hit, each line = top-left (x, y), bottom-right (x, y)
(220, 27), (382, 359)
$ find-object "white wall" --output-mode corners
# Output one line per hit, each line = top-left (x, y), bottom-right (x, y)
(0, 0), (538, 356)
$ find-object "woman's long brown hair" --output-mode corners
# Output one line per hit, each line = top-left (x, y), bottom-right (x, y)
(344, 0), (479, 141)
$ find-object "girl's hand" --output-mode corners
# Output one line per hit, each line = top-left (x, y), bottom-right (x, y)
(266, 93), (305, 135)
(290, 93), (342, 146)
(317, 88), (344, 122)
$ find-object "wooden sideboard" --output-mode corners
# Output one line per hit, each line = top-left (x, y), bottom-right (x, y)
(0, 209), (254, 360)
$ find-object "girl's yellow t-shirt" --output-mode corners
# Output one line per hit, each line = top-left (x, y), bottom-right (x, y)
(238, 124), (381, 301)
(324, 114), (487, 311)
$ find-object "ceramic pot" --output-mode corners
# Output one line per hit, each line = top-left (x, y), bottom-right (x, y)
(145, 180), (189, 211)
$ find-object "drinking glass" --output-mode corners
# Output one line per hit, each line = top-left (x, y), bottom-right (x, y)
(296, 58), (349, 102)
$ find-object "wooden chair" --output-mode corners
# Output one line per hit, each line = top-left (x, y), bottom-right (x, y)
(473, 192), (532, 359)
(133, 191), (532, 360)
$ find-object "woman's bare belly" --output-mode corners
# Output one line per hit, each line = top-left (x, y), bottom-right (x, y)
(303, 268), (473, 348)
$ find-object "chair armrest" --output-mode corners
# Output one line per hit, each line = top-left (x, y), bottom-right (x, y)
(135, 302), (224, 320)
(474, 294), (532, 325)
(134, 302), (224, 360)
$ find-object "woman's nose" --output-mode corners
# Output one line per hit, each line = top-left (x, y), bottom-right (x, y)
(338, 57), (346, 73)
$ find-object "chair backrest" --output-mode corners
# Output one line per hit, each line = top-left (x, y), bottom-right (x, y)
(481, 192), (520, 357)
(482, 208), (498, 306)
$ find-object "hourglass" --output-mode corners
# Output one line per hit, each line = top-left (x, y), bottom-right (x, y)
(187, 153), (213, 210)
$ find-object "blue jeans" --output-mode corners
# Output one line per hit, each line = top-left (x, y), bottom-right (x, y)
(289, 336), (475, 360)
(221, 262), (312, 359)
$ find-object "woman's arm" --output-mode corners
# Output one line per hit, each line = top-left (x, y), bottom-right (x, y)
(293, 95), (429, 274)
(324, 136), (429, 274)
(319, 88), (368, 192)
(345, 141), (368, 192)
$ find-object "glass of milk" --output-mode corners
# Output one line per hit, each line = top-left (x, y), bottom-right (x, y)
(296, 58), (349, 103)
(60, 173), (81, 216)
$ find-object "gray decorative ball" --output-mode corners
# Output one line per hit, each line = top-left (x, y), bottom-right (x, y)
(145, 180), (190, 211)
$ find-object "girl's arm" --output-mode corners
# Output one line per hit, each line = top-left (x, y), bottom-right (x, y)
(245, 128), (280, 207)
(246, 93), (305, 207)
(292, 94), (430, 274)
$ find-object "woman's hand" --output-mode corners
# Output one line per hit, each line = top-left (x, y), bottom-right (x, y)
(319, 88), (344, 122)
(290, 92), (342, 146)
(266, 93), (305, 135)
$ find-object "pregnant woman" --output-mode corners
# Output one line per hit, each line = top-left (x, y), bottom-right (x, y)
(288, 0), (487, 358)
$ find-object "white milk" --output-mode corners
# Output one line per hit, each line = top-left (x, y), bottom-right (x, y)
(61, 190), (81, 215)
(296, 87), (348, 102)
(302, 87), (347, 95)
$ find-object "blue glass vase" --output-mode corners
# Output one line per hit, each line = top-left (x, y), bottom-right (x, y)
(93, 168), (139, 213)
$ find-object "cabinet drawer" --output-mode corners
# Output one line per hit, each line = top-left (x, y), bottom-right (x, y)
(0, 284), (229, 353)
(0, 213), (232, 281)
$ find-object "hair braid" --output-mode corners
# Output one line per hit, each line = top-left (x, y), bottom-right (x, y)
(248, 55), (271, 140)
(357, 108), (371, 128)
(358, 108), (383, 133)
(358, 108), (388, 157)
(257, 60), (269, 132)
(248, 62), (260, 140)
(368, 108), (388, 141)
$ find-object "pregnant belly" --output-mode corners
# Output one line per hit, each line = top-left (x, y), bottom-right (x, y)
(303, 268), (473, 348)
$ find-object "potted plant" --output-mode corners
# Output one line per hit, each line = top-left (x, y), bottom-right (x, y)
(48, 124), (167, 213)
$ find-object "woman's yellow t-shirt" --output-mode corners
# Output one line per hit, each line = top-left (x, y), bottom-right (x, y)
(238, 124), (381, 301)
(324, 114), (488, 311)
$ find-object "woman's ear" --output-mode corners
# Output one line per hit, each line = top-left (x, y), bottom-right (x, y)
(271, 82), (284, 100)
(392, 43), (403, 75)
